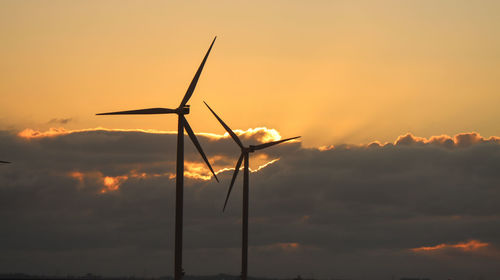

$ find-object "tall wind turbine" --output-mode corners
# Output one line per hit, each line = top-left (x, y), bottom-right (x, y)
(97, 37), (218, 280)
(204, 102), (300, 280)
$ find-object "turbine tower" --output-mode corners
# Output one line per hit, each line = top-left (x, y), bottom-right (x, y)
(204, 102), (300, 280)
(97, 37), (218, 280)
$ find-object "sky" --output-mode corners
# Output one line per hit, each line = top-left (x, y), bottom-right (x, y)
(1, 1), (500, 279)
(1, 0), (500, 146)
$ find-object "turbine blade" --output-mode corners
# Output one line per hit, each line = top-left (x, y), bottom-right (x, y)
(96, 108), (176, 115)
(0, 160), (10, 164)
(223, 152), (244, 212)
(179, 37), (216, 108)
(204, 101), (244, 149)
(183, 117), (219, 182)
(251, 136), (301, 151)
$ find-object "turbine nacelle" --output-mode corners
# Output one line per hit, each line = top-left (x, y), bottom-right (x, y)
(244, 146), (255, 153)
(176, 105), (190, 115)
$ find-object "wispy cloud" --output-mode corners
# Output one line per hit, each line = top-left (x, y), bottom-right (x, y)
(17, 126), (284, 143)
(48, 118), (73, 125)
(411, 239), (490, 252)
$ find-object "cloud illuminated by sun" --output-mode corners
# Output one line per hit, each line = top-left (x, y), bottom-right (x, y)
(18, 127), (178, 139)
(255, 242), (301, 252)
(411, 239), (489, 253)
(393, 132), (500, 148)
(17, 126), (285, 144)
(65, 156), (281, 194)
(68, 171), (84, 182)
(317, 145), (335, 151)
(67, 170), (131, 193)
(314, 132), (500, 151)
(167, 161), (214, 181)
(101, 175), (128, 193)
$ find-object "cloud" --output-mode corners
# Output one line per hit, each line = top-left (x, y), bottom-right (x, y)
(48, 118), (73, 125)
(392, 132), (500, 148)
(1, 129), (500, 279)
(17, 127), (178, 139)
(411, 239), (490, 253)
(17, 126), (282, 142)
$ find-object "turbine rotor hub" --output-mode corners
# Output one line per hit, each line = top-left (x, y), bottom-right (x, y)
(176, 105), (190, 115)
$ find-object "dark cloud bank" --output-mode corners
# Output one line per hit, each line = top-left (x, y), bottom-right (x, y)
(1, 129), (500, 280)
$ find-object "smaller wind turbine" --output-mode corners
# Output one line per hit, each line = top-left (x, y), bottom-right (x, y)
(204, 102), (299, 280)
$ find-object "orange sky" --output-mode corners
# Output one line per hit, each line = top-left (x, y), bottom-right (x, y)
(1, 0), (500, 147)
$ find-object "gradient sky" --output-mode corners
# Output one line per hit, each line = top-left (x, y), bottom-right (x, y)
(1, 0), (500, 147)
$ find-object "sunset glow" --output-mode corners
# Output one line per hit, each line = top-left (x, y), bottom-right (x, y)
(67, 171), (130, 193)
(411, 240), (490, 252)
(257, 242), (301, 252)
(250, 158), (280, 173)
(17, 126), (285, 143)
(65, 157), (282, 193)
(276, 242), (299, 249)
(2, 1), (500, 278)
(394, 132), (500, 148)
(101, 175), (128, 193)
(18, 127), (177, 139)
(68, 171), (84, 182)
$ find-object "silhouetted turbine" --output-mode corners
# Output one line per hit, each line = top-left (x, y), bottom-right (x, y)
(204, 101), (299, 280)
(0, 161), (10, 164)
(97, 37), (218, 280)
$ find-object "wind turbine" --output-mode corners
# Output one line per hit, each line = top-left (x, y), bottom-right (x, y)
(204, 102), (300, 280)
(97, 37), (218, 280)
